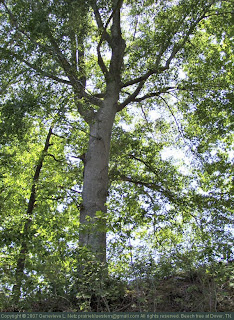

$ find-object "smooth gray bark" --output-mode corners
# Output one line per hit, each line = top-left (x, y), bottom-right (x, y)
(79, 87), (119, 262)
(78, 0), (125, 262)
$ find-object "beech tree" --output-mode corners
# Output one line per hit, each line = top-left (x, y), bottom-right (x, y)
(0, 0), (233, 306)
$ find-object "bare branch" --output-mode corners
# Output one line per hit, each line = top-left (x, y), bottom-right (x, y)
(119, 175), (177, 203)
(140, 105), (150, 125)
(133, 86), (176, 102)
(158, 95), (186, 142)
(91, 2), (112, 45)
(23, 59), (72, 85)
(121, 67), (167, 88)
(117, 81), (145, 111)
(128, 154), (158, 175)
(46, 153), (64, 162)
(120, 175), (161, 191)
(0, 47), (72, 85)
(51, 132), (66, 139)
(97, 40), (109, 79)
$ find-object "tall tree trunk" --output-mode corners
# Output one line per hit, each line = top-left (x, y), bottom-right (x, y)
(79, 90), (118, 263)
(78, 0), (125, 263)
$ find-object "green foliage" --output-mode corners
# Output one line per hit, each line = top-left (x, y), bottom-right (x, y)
(0, 0), (233, 312)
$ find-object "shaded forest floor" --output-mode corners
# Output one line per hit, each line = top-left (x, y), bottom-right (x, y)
(1, 262), (233, 312)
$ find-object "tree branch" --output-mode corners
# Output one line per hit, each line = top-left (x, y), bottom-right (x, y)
(121, 66), (168, 88)
(1, 0), (101, 111)
(121, 4), (214, 92)
(133, 86), (176, 103)
(91, 2), (112, 45)
(97, 39), (109, 79)
(12, 125), (53, 302)
(158, 95), (186, 142)
(128, 154), (158, 175)
(23, 58), (72, 85)
(163, 6), (213, 70)
(46, 153), (64, 162)
(0, 47), (72, 85)
(119, 175), (177, 203)
(117, 81), (145, 111)
(43, 26), (102, 113)
(92, 0), (125, 80)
